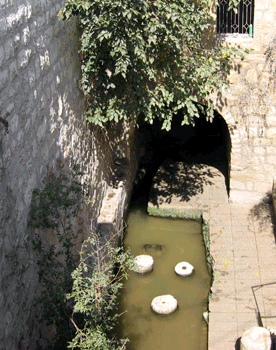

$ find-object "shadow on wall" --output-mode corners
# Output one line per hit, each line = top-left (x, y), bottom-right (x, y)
(89, 122), (138, 189)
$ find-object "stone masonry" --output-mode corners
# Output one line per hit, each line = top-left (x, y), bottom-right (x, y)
(0, 1), (138, 348)
(211, 0), (276, 203)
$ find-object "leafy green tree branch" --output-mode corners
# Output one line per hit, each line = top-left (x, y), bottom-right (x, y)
(59, 0), (244, 130)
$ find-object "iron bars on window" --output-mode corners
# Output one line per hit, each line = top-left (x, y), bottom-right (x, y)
(217, 0), (254, 36)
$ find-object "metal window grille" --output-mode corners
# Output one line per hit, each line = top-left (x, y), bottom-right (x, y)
(217, 0), (254, 36)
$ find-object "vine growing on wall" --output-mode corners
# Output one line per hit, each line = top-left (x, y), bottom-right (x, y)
(28, 165), (85, 349)
(59, 0), (244, 130)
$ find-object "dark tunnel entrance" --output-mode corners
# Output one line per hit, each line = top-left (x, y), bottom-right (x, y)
(131, 110), (232, 204)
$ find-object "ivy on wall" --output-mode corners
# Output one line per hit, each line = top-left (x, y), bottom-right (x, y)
(59, 0), (243, 130)
(28, 166), (85, 348)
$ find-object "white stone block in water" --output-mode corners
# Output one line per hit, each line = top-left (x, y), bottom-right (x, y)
(151, 294), (178, 315)
(133, 254), (154, 273)
(240, 327), (271, 350)
(174, 261), (194, 277)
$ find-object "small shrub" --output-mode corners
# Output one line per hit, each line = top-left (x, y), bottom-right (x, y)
(67, 231), (134, 350)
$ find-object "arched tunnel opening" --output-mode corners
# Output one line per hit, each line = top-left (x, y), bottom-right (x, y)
(131, 109), (232, 205)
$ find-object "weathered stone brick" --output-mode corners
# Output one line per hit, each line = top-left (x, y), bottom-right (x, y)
(36, 14), (46, 28)
(4, 38), (14, 60)
(37, 119), (47, 142)
(253, 181), (272, 193)
(254, 146), (266, 155)
(265, 127), (276, 138)
(22, 27), (30, 45)
(0, 45), (4, 67)
(9, 114), (19, 134)
(18, 49), (32, 70)
(266, 154), (276, 165)
(0, 18), (7, 38)
(0, 69), (8, 90)
(9, 61), (17, 80)
(230, 179), (247, 191)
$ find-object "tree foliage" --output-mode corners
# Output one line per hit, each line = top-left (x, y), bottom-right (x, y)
(59, 0), (243, 130)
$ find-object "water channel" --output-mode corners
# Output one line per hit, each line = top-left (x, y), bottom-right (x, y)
(117, 205), (212, 350)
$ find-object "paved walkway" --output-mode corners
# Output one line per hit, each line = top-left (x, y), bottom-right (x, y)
(206, 172), (276, 350)
(149, 161), (276, 349)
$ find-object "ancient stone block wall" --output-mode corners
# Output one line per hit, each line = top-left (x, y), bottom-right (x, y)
(0, 1), (138, 349)
(213, 0), (276, 203)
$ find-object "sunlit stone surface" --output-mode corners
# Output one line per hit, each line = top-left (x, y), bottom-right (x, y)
(133, 254), (154, 273)
(151, 294), (178, 315)
(240, 327), (271, 350)
(174, 261), (194, 277)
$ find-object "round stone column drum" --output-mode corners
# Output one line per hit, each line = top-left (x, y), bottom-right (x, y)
(151, 294), (178, 315)
(133, 254), (154, 274)
(174, 261), (194, 277)
(240, 327), (272, 350)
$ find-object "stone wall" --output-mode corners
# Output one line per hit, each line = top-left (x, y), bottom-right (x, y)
(212, 0), (276, 203)
(0, 1), (138, 349)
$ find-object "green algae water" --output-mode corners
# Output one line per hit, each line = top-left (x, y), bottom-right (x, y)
(117, 207), (211, 350)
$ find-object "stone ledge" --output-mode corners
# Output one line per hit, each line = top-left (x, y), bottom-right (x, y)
(97, 182), (126, 236)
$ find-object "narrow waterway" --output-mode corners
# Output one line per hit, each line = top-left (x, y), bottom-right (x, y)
(117, 206), (211, 350)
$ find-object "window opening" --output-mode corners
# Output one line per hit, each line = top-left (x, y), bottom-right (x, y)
(217, 0), (254, 36)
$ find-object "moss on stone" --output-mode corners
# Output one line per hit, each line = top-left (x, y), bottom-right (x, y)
(147, 206), (203, 221)
(202, 221), (214, 279)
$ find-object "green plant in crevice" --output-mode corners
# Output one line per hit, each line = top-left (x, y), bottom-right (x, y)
(58, 0), (244, 131)
(28, 165), (85, 349)
(67, 230), (135, 350)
